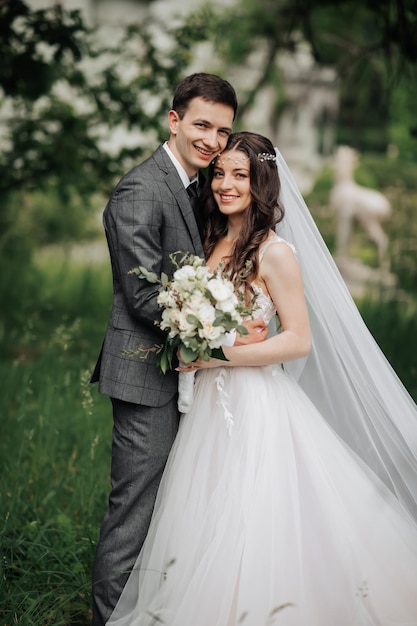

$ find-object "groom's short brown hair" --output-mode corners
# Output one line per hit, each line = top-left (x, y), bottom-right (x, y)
(172, 73), (238, 121)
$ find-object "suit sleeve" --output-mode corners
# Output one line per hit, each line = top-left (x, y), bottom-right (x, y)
(105, 173), (168, 334)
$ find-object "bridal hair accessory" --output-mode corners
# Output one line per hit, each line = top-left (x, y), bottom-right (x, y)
(213, 152), (277, 165)
(274, 147), (417, 522)
(257, 152), (277, 162)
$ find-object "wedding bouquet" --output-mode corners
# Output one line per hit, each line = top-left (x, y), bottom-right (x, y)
(128, 251), (255, 412)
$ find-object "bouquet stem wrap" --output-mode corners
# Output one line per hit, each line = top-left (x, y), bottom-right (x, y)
(177, 367), (196, 414)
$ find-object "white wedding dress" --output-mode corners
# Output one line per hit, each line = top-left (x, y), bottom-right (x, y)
(107, 235), (417, 626)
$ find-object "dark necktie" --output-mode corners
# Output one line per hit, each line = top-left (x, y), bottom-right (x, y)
(187, 181), (203, 238)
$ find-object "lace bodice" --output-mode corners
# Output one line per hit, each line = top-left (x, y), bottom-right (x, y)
(251, 234), (296, 325)
(252, 285), (276, 325)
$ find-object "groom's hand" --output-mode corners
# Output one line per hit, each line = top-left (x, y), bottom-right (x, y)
(234, 319), (268, 346)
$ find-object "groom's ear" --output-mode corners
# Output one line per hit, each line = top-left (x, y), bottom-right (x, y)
(168, 110), (180, 135)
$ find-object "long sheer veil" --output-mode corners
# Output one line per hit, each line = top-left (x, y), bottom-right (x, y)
(275, 148), (417, 521)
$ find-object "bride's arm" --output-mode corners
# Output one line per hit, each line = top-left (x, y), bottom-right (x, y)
(196, 242), (311, 369)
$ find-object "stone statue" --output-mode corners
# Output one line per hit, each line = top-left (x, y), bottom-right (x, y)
(330, 146), (392, 270)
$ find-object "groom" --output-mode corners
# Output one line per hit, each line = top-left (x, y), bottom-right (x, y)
(90, 72), (267, 625)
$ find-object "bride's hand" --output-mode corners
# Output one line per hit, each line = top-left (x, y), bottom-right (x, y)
(175, 361), (197, 372)
(175, 356), (223, 372)
(234, 318), (268, 345)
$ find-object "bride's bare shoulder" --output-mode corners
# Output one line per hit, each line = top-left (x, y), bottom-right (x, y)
(260, 233), (296, 262)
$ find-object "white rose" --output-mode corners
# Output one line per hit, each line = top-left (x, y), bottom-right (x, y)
(216, 296), (239, 315)
(195, 265), (212, 282)
(184, 292), (206, 315)
(207, 278), (234, 302)
(158, 290), (176, 308)
(160, 307), (180, 334)
(198, 322), (224, 347)
(191, 256), (204, 268)
(172, 268), (198, 298)
(177, 309), (197, 336)
(195, 301), (216, 325)
(173, 265), (196, 282)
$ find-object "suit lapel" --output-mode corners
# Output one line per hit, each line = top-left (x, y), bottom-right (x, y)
(153, 147), (204, 258)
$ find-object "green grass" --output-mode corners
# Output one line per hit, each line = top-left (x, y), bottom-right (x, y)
(1, 376), (111, 625)
(1, 257), (112, 624)
(1, 247), (416, 624)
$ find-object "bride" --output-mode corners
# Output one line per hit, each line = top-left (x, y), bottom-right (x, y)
(107, 132), (417, 625)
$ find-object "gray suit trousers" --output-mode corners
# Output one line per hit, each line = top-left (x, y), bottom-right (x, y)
(92, 395), (180, 625)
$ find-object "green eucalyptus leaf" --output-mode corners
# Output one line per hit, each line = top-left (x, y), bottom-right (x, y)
(158, 352), (169, 374)
(137, 266), (159, 283)
(186, 314), (202, 328)
(179, 345), (197, 364)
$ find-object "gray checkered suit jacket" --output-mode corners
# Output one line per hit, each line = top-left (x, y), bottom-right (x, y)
(91, 145), (204, 406)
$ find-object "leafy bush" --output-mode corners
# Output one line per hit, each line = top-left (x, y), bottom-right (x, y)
(359, 296), (417, 401)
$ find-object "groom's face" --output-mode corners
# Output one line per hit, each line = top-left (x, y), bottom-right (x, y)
(168, 96), (234, 178)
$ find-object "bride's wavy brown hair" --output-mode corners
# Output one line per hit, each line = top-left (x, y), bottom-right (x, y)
(202, 131), (284, 289)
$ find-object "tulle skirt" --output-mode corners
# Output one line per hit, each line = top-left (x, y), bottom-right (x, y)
(107, 365), (417, 626)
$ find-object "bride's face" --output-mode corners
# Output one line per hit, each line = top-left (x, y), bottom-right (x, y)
(211, 149), (252, 218)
